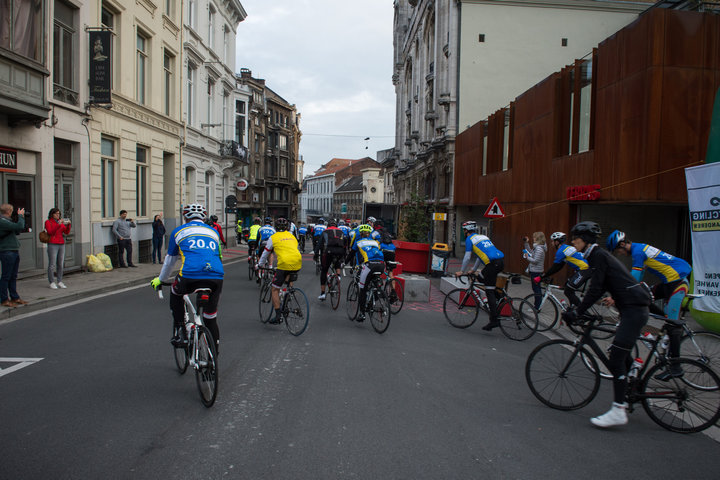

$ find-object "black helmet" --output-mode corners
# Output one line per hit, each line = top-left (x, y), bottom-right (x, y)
(275, 217), (288, 231)
(374, 219), (384, 227)
(317, 218), (325, 225)
(254, 217), (261, 224)
(328, 220), (337, 227)
(570, 221), (601, 243)
(210, 215), (218, 223)
(264, 216), (272, 224)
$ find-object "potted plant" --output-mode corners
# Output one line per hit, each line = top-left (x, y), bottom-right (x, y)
(395, 192), (432, 273)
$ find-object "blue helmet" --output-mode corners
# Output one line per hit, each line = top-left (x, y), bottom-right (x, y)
(606, 229), (626, 251)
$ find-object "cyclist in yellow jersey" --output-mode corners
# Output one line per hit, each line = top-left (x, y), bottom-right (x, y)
(258, 217), (302, 324)
(248, 217), (261, 256)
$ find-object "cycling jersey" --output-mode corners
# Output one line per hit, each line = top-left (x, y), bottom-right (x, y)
(160, 220), (224, 280)
(370, 230), (381, 242)
(350, 238), (385, 264)
(260, 231), (302, 271)
(463, 233), (504, 270)
(248, 224), (261, 241)
(338, 225), (350, 236)
(313, 224), (327, 237)
(630, 243), (691, 283)
(347, 228), (360, 249)
(289, 222), (298, 238)
(553, 244), (588, 271)
(298, 227), (308, 236)
(258, 225), (276, 242)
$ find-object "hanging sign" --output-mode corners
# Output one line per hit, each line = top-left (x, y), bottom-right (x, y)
(483, 197), (505, 218)
(236, 179), (249, 191)
(88, 30), (112, 104)
(433, 212), (447, 221)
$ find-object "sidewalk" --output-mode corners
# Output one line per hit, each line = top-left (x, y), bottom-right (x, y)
(0, 246), (248, 321)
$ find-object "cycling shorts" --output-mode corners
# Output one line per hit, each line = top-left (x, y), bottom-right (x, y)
(272, 269), (299, 288)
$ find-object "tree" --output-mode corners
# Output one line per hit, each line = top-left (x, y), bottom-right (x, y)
(400, 192), (431, 243)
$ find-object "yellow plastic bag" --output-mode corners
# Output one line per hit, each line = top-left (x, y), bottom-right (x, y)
(96, 252), (113, 271)
(86, 254), (107, 273)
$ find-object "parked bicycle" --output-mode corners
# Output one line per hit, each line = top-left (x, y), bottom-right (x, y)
(443, 273), (538, 341)
(525, 312), (720, 433)
(345, 265), (391, 334)
(158, 284), (218, 408)
(257, 267), (310, 336)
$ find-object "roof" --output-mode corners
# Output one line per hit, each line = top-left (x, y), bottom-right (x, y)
(309, 158), (355, 177)
(335, 175), (363, 193)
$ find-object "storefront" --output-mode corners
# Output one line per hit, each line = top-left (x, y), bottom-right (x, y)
(0, 146), (38, 271)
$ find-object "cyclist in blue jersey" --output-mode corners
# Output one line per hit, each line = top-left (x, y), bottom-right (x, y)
(346, 223), (361, 266)
(346, 224), (385, 322)
(607, 230), (692, 380)
(374, 220), (397, 277)
(151, 204), (224, 353)
(535, 231), (591, 307)
(256, 217), (276, 281)
(454, 221), (505, 331)
(337, 219), (351, 236)
(298, 224), (308, 253)
(312, 218), (327, 261)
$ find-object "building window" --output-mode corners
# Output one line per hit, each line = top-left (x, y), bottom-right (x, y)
(207, 78), (214, 127)
(205, 171), (214, 212)
(223, 26), (229, 63)
(163, 50), (174, 116)
(136, 146), (148, 217)
(188, 0), (196, 29)
(208, 5), (215, 49)
(187, 63), (196, 125)
(565, 58), (594, 155)
(281, 159), (287, 178)
(54, 139), (74, 166)
(101, 4), (116, 88)
(101, 137), (116, 218)
(53, 0), (78, 105)
(578, 59), (592, 153)
(165, 0), (172, 18)
(502, 109), (510, 171)
(235, 100), (246, 145)
(136, 32), (148, 105)
(0, 0), (43, 61)
(279, 134), (287, 150)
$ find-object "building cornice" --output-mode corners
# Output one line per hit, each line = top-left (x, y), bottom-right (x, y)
(108, 94), (183, 137)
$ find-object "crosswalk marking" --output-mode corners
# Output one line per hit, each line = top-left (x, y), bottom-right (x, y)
(0, 357), (43, 378)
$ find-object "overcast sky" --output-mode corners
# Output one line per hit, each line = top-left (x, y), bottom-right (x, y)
(235, 0), (397, 177)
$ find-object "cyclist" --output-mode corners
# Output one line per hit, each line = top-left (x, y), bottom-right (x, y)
(207, 215), (227, 247)
(534, 232), (591, 308)
(337, 219), (351, 236)
(346, 222), (361, 265)
(374, 220), (397, 278)
(346, 224), (385, 322)
(312, 218), (327, 262)
(289, 219), (299, 240)
(454, 221), (505, 331)
(248, 217), (261, 257)
(258, 217), (302, 324)
(317, 220), (346, 301)
(606, 230), (692, 380)
(151, 204), (224, 353)
(562, 221), (651, 428)
(256, 217), (276, 282)
(298, 224), (308, 252)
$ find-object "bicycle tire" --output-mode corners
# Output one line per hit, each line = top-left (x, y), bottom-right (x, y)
(443, 288), (479, 329)
(346, 281), (359, 321)
(523, 293), (559, 332)
(583, 303), (620, 340)
(259, 282), (274, 323)
(566, 316), (618, 340)
(173, 325), (189, 374)
(680, 330), (720, 373)
(195, 326), (218, 408)
(369, 285), (391, 334)
(248, 256), (255, 281)
(385, 278), (404, 315)
(284, 288), (310, 336)
(640, 358), (720, 433)
(498, 298), (538, 341)
(329, 275), (341, 310)
(525, 339), (601, 410)
(315, 260), (321, 276)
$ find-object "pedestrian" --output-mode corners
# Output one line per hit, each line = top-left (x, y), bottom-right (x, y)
(45, 208), (71, 289)
(0, 203), (29, 307)
(523, 232), (547, 309)
(112, 210), (137, 267)
(152, 214), (166, 264)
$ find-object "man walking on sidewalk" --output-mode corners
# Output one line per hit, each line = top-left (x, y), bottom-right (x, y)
(112, 210), (137, 267)
(0, 204), (29, 307)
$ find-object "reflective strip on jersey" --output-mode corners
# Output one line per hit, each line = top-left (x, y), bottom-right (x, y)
(249, 224), (261, 240)
(353, 238), (385, 263)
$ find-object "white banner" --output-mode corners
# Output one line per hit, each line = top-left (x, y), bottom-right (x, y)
(685, 163), (720, 313)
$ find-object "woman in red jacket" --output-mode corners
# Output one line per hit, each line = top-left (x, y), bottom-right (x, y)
(45, 208), (71, 289)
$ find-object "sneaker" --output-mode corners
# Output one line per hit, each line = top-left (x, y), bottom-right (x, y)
(57, 282), (67, 289)
(654, 365), (684, 381)
(481, 320), (501, 331)
(318, 293), (326, 301)
(590, 402), (628, 428)
(49, 282), (58, 289)
(356, 313), (366, 322)
(171, 335), (188, 347)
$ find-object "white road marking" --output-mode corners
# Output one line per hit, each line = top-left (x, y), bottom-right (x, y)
(0, 357), (43, 377)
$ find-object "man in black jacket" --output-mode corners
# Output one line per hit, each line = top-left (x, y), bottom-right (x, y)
(562, 221), (651, 429)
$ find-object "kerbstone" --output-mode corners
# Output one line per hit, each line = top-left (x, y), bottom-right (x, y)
(399, 274), (430, 302)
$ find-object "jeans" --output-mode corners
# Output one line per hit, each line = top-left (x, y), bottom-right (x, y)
(0, 250), (20, 302)
(528, 270), (543, 309)
(118, 239), (133, 266)
(152, 236), (163, 263)
(47, 243), (66, 283)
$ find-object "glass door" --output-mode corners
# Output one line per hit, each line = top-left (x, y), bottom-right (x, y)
(5, 175), (36, 271)
(54, 171), (75, 264)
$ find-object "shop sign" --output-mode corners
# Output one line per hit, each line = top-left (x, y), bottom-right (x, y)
(236, 179), (249, 191)
(0, 146), (18, 172)
(433, 212), (447, 221)
(566, 184), (601, 201)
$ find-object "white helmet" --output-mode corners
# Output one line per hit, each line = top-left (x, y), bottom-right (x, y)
(183, 203), (206, 220)
(461, 221), (478, 232)
(550, 232), (566, 242)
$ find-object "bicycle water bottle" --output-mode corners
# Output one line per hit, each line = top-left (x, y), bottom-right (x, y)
(628, 357), (644, 379)
(186, 323), (194, 338)
(641, 332), (656, 349)
(659, 334), (670, 351)
(560, 299), (569, 309)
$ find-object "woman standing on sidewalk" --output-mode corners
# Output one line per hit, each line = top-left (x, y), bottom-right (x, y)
(152, 214), (166, 264)
(523, 231), (547, 309)
(45, 208), (71, 289)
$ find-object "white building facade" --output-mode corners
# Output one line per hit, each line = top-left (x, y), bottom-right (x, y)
(304, 173), (335, 222)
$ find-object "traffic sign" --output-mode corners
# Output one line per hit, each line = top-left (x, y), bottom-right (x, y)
(483, 197), (505, 218)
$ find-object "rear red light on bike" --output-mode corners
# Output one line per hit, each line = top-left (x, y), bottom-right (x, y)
(200, 295), (209, 301)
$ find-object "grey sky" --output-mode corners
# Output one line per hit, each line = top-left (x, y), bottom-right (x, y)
(235, 0), (396, 176)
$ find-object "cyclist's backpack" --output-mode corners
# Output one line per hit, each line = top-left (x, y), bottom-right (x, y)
(379, 228), (393, 246)
(325, 229), (345, 250)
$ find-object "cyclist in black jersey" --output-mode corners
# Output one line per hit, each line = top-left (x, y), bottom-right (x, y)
(562, 221), (651, 428)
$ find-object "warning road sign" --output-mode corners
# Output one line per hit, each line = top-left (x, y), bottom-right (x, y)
(484, 197), (505, 218)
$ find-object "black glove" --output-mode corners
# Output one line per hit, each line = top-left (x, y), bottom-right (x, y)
(562, 308), (579, 326)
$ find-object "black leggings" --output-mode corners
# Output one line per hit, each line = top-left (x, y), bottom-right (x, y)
(171, 277), (223, 347)
(606, 305), (648, 404)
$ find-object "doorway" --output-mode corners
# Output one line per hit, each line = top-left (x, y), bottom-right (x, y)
(4, 175), (36, 271)
(54, 170), (75, 265)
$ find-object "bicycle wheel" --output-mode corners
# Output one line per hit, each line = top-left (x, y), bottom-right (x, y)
(499, 298), (538, 341)
(195, 326), (218, 408)
(443, 288), (479, 329)
(523, 293), (559, 332)
(640, 358), (720, 433)
(584, 303), (619, 340)
(525, 339), (601, 410)
(346, 281), (359, 321)
(385, 278), (404, 315)
(284, 288), (310, 336)
(369, 287), (391, 334)
(172, 325), (189, 374)
(248, 256), (255, 281)
(258, 282), (274, 323)
(328, 275), (341, 310)
(680, 331), (720, 373)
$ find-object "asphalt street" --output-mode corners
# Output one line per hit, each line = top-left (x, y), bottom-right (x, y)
(1, 255), (719, 479)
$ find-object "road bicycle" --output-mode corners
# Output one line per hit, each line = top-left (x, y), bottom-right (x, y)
(383, 261), (404, 315)
(257, 267), (310, 336)
(298, 234), (306, 253)
(345, 265), (391, 334)
(524, 279), (619, 336)
(443, 273), (538, 341)
(525, 313), (720, 433)
(158, 284), (218, 408)
(247, 247), (259, 281)
(325, 262), (342, 310)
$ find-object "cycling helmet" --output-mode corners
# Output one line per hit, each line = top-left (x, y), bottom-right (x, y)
(570, 221), (601, 243)
(328, 220), (337, 227)
(183, 203), (207, 220)
(374, 219), (384, 227)
(358, 224), (373, 234)
(254, 217), (261, 224)
(367, 216), (376, 224)
(210, 215), (218, 223)
(264, 216), (273, 224)
(350, 222), (359, 229)
(550, 232), (566, 243)
(317, 218), (325, 225)
(275, 217), (288, 231)
(606, 229), (626, 251)
(461, 220), (478, 232)
(338, 219), (346, 226)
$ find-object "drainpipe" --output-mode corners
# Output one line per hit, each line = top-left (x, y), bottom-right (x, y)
(81, 116), (94, 254)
